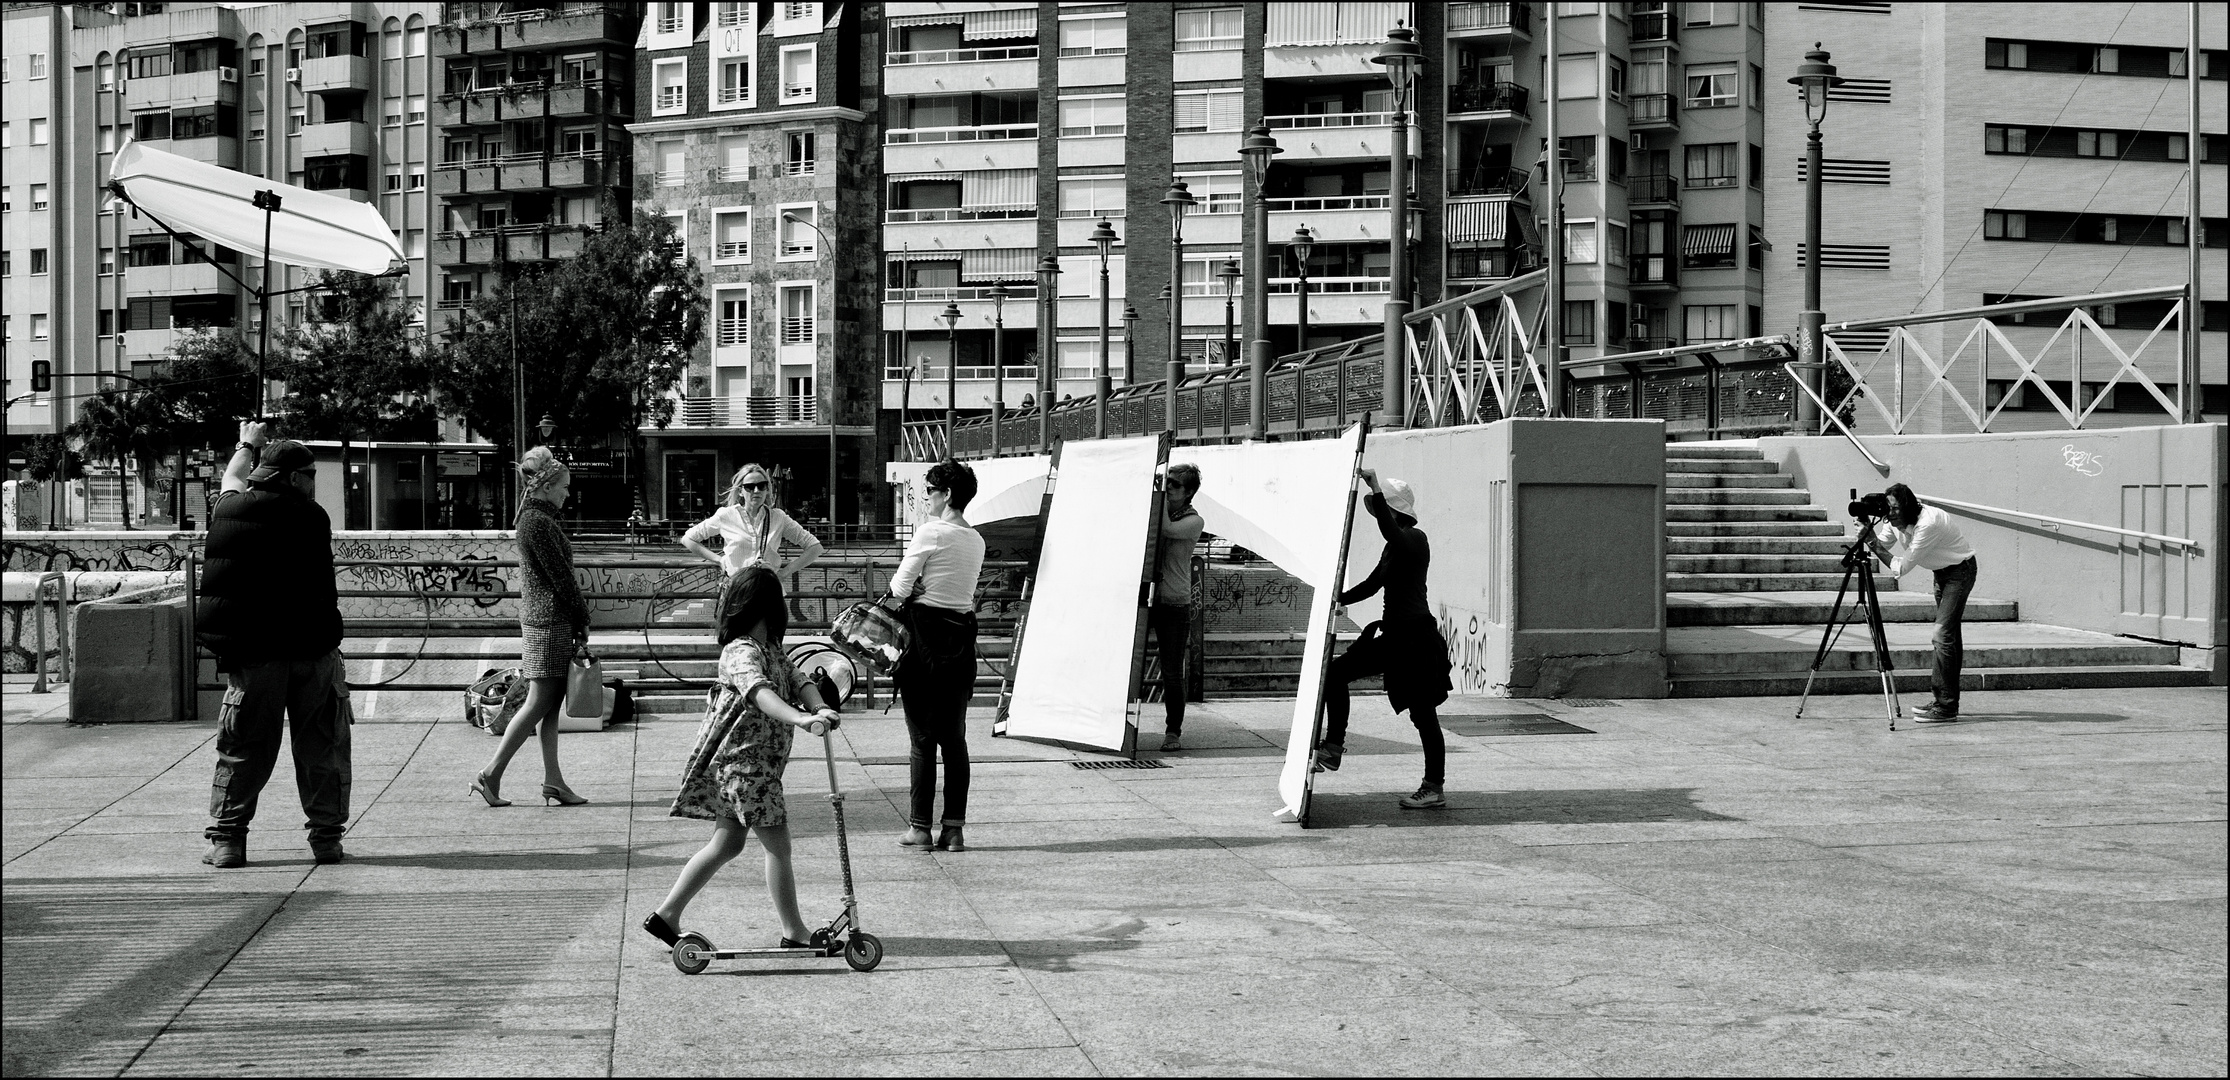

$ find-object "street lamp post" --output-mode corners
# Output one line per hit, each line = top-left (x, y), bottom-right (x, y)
(1162, 180), (1197, 436)
(1218, 260), (1243, 367)
(989, 282), (1009, 457)
(1036, 255), (1060, 452)
(784, 210), (844, 519)
(939, 301), (962, 454)
(1123, 303), (1141, 384)
(1288, 225), (1316, 356)
(1534, 139), (1577, 416)
(1371, 24), (1423, 430)
(1790, 44), (1845, 433)
(1090, 219), (1120, 440)
(1238, 124), (1283, 440)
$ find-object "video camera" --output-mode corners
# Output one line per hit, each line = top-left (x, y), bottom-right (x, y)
(1847, 489), (1894, 522)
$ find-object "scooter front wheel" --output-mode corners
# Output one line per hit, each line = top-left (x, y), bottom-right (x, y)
(673, 932), (714, 975)
(844, 932), (883, 972)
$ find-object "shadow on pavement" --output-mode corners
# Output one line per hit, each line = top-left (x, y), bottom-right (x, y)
(1309, 787), (1739, 829)
(971, 834), (1328, 855)
(1939, 711), (2131, 725)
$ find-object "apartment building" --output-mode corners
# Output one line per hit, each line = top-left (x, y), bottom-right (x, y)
(1763, 2), (2226, 431)
(2, 1), (64, 437)
(628, 0), (878, 524)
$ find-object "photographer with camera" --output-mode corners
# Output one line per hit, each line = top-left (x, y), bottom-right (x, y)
(1863, 484), (1977, 723)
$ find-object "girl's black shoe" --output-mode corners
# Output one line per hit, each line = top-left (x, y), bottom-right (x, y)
(641, 912), (681, 945)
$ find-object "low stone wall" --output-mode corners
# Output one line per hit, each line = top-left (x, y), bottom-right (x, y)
(1, 571), (184, 674)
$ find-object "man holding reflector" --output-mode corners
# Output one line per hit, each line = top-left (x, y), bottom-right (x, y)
(1313, 469), (1454, 809)
(1150, 464), (1206, 751)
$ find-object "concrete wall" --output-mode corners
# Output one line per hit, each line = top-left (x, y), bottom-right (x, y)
(1758, 424), (2227, 674)
(1349, 418), (1669, 699)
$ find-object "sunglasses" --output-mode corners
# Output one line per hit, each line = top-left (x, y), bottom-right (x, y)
(926, 485), (948, 494)
(741, 481), (768, 492)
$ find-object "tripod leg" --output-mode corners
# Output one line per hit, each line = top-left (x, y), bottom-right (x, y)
(1796, 558), (1865, 719)
(1859, 564), (1903, 730)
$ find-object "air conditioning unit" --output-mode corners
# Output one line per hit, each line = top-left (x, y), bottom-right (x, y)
(285, 67), (301, 84)
(218, 65), (239, 83)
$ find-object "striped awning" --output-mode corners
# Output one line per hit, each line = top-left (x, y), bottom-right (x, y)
(1682, 224), (1736, 256)
(887, 13), (965, 28)
(887, 247), (961, 261)
(890, 173), (962, 184)
(963, 7), (1037, 39)
(962, 168), (1036, 207)
(1445, 199), (1508, 244)
(963, 247), (1037, 280)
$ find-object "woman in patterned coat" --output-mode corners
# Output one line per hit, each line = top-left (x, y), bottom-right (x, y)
(640, 567), (839, 949)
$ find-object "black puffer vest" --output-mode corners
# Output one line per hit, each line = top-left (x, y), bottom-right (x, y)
(195, 482), (343, 666)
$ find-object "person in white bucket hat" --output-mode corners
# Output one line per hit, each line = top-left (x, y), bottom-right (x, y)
(1314, 469), (1454, 809)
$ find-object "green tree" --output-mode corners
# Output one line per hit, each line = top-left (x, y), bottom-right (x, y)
(279, 271), (434, 443)
(19, 433), (85, 483)
(64, 384), (175, 529)
(432, 211), (704, 451)
(157, 328), (262, 452)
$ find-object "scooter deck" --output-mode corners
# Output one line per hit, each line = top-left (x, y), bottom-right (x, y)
(700, 945), (844, 960)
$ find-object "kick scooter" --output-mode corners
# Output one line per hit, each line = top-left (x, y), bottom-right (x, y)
(671, 702), (884, 974)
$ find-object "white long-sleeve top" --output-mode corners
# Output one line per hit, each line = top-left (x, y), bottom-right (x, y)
(890, 517), (986, 612)
(1872, 505), (1977, 578)
(684, 504), (819, 576)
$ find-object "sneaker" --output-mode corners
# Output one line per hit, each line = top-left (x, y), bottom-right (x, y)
(202, 840), (246, 868)
(311, 840), (346, 864)
(1159, 732), (1183, 752)
(1912, 703), (1959, 723)
(1398, 784), (1446, 809)
(1312, 742), (1345, 773)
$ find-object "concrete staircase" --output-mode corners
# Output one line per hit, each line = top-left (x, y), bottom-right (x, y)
(1663, 443), (2209, 697)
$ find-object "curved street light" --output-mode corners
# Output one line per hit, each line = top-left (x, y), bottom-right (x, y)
(1237, 123), (1283, 439)
(1370, 23), (1424, 427)
(1789, 44), (1846, 432)
(939, 300), (962, 453)
(1217, 259), (1244, 367)
(1288, 224), (1316, 354)
(1090, 218), (1121, 439)
(989, 281), (1010, 457)
(1161, 180), (1197, 433)
(1035, 254), (1061, 452)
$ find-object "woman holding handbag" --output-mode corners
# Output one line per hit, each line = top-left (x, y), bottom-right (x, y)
(889, 460), (985, 853)
(472, 447), (592, 808)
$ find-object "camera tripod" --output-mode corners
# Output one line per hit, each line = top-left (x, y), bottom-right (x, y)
(1793, 522), (1905, 732)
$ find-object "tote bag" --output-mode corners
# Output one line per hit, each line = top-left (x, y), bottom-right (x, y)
(565, 650), (606, 718)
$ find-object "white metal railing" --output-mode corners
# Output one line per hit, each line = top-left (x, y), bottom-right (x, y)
(886, 45), (1039, 65)
(1266, 195), (1394, 212)
(656, 170), (683, 186)
(884, 365), (1041, 381)
(886, 206), (1036, 223)
(1265, 111), (1396, 129)
(785, 159), (816, 177)
(720, 165), (753, 181)
(715, 241), (749, 259)
(782, 84), (813, 100)
(716, 324), (749, 347)
(1921, 494), (2197, 548)
(656, 87), (685, 110)
(657, 14), (686, 33)
(1818, 285), (2193, 434)
(885, 285), (1040, 302)
(780, 316), (815, 343)
(674, 395), (818, 427)
(717, 86), (748, 104)
(780, 240), (816, 257)
(717, 6), (749, 27)
(1266, 275), (1392, 294)
(886, 124), (1038, 144)
(1401, 270), (1553, 428)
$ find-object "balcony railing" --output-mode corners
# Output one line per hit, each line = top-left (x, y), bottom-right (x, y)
(715, 241), (749, 259)
(1267, 276), (1391, 295)
(1630, 174), (1679, 203)
(1629, 92), (1677, 127)
(886, 123), (1038, 144)
(785, 159), (816, 176)
(780, 317), (815, 343)
(780, 240), (816, 257)
(1265, 194), (1393, 212)
(717, 86), (748, 104)
(883, 364), (1040, 381)
(655, 87), (685, 111)
(1265, 111), (1396, 130)
(887, 45), (1039, 65)
(1448, 81), (1529, 115)
(656, 14), (686, 33)
(1448, 167), (1533, 197)
(1447, 1), (1531, 32)
(782, 84), (813, 101)
(1629, 257), (1678, 287)
(673, 395), (819, 428)
(885, 285), (1040, 302)
(886, 206), (1037, 223)
(716, 324), (749, 346)
(1447, 248), (1522, 280)
(1631, 11), (1675, 42)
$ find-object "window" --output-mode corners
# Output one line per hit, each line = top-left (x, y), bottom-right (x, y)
(2076, 130), (2119, 157)
(1749, 64), (1763, 108)
(134, 111), (172, 141)
(780, 285), (815, 343)
(661, 211), (686, 261)
(718, 58), (751, 105)
(1685, 63), (1736, 107)
(655, 2), (686, 34)
(1058, 176), (1126, 218)
(1685, 143), (1736, 187)
(303, 154), (369, 191)
(717, 134), (750, 180)
(1608, 222), (1629, 268)
(30, 184), (48, 211)
(1178, 171), (1242, 214)
(2094, 46), (2118, 74)
(716, 2), (751, 29)
(1175, 8), (1242, 51)
(1174, 90), (1243, 133)
(779, 205), (818, 258)
(248, 54), (265, 75)
(1681, 223), (1737, 269)
(653, 59), (687, 114)
(1608, 57), (1627, 101)
(408, 25), (426, 57)
(1059, 15), (1127, 57)
(1564, 221), (1598, 264)
(1748, 143), (1764, 188)
(1986, 125), (2028, 154)
(129, 236), (172, 267)
(30, 53), (47, 79)
(1059, 96), (1126, 137)
(1684, 304), (1738, 343)
(407, 95), (426, 124)
(100, 247), (117, 274)
(385, 169), (403, 192)
(714, 209), (751, 261)
(1, 251), (9, 275)
(1561, 136), (1597, 181)
(1559, 54), (1598, 99)
(30, 314), (49, 340)
(560, 126), (600, 158)
(1683, 3), (1735, 26)
(779, 45), (816, 102)
(31, 248), (50, 274)
(716, 289), (750, 347)
(560, 53), (600, 84)
(654, 138), (685, 186)
(129, 48), (173, 79)
(1748, 225), (1768, 269)
(1562, 300), (1595, 345)
(29, 118), (49, 145)
(98, 309), (115, 336)
(786, 131), (816, 176)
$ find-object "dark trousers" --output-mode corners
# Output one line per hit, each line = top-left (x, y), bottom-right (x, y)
(898, 604), (977, 828)
(207, 652), (351, 844)
(1322, 636), (1445, 788)
(1148, 602), (1191, 732)
(1931, 557), (1978, 711)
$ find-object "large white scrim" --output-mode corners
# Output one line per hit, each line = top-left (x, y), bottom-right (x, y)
(1001, 436), (1163, 752)
(108, 140), (404, 275)
(885, 455), (1052, 527)
(1182, 424), (1366, 822)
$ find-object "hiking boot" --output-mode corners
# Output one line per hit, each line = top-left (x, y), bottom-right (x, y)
(1912, 703), (1958, 723)
(311, 840), (346, 864)
(1398, 784), (1446, 809)
(203, 839), (246, 868)
(1311, 742), (1345, 773)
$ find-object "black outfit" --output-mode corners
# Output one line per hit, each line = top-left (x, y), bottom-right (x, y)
(896, 601), (979, 828)
(1148, 602), (1191, 732)
(196, 481), (349, 844)
(1324, 492), (1453, 786)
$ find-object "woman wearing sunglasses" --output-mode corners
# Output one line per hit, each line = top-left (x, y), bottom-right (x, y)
(890, 459), (985, 853)
(681, 463), (825, 586)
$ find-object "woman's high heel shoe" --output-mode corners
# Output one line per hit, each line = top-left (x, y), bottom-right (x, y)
(641, 912), (681, 946)
(934, 825), (965, 852)
(541, 784), (588, 807)
(469, 773), (511, 807)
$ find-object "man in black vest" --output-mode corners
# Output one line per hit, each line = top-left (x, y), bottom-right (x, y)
(197, 421), (348, 868)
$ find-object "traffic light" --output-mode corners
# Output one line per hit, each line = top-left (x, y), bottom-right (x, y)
(30, 360), (51, 393)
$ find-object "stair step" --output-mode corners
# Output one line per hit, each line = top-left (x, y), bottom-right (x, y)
(1666, 572), (1859, 592)
(1658, 459), (1780, 475)
(1666, 623), (2183, 676)
(1671, 665), (2212, 698)
(1667, 554), (1851, 574)
(1667, 591), (2019, 626)
(1665, 488), (1815, 506)
(1664, 446), (1765, 460)
(1668, 506), (1833, 523)
(1665, 472), (1797, 489)
(1666, 520), (1847, 537)
(1667, 538), (1852, 555)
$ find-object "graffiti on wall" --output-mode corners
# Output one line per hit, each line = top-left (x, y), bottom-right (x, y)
(3, 537), (199, 574)
(1437, 603), (1499, 696)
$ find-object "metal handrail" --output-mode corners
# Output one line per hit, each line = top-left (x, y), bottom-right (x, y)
(1824, 285), (2187, 333)
(1572, 333), (1791, 369)
(1922, 494), (2198, 548)
(1783, 360), (1889, 471)
(32, 572), (71, 693)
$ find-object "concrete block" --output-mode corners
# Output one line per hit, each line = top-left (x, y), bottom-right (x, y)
(69, 586), (186, 724)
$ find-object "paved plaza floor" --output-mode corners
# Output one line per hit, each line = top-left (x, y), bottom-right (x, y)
(3, 682), (2224, 1077)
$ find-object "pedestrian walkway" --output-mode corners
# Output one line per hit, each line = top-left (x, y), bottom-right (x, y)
(4, 684), (2223, 1075)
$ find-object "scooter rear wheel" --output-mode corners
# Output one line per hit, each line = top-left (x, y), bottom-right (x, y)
(844, 932), (883, 972)
(673, 932), (713, 975)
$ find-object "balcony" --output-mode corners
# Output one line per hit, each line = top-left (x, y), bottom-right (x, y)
(1446, 248), (1523, 281)
(885, 207), (1037, 224)
(548, 152), (613, 188)
(1447, 1), (1532, 36)
(1265, 196), (1419, 243)
(297, 119), (373, 160)
(883, 46), (1039, 97)
(1263, 114), (1423, 163)
(1629, 174), (1679, 205)
(500, 5), (632, 52)
(885, 124), (1039, 145)
(1631, 11), (1676, 44)
(1629, 93), (1677, 130)
(1629, 256), (1678, 288)
(1448, 167), (1533, 199)
(672, 396), (820, 429)
(299, 54), (373, 94)
(885, 285), (1040, 302)
(1448, 81), (1530, 117)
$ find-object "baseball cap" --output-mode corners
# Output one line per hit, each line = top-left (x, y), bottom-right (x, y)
(248, 440), (316, 483)
(1379, 477), (1416, 517)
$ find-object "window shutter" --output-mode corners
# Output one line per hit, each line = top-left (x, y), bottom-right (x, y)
(1175, 94), (1209, 132)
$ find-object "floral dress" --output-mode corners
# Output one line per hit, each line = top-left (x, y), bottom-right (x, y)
(671, 638), (801, 827)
